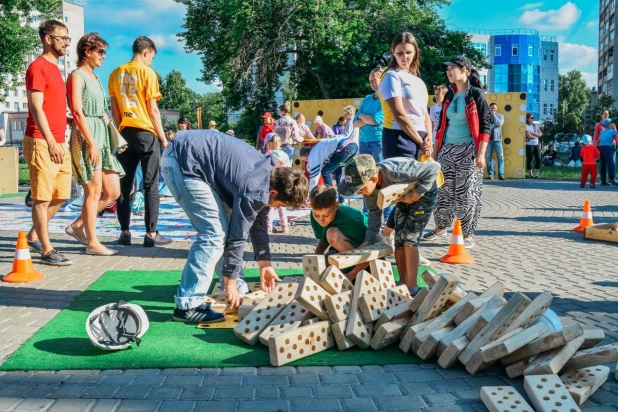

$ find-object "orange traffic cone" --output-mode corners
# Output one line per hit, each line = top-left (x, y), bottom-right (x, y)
(440, 220), (475, 264)
(573, 200), (594, 233)
(2, 232), (44, 283)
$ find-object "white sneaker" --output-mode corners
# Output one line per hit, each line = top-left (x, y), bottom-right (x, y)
(419, 253), (431, 267)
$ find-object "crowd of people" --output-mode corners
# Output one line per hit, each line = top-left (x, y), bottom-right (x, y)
(23, 19), (616, 323)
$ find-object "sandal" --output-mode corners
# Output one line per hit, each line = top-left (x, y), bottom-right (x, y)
(65, 225), (88, 245)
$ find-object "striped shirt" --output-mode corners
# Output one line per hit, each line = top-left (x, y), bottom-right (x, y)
(307, 136), (351, 192)
(168, 130), (274, 279)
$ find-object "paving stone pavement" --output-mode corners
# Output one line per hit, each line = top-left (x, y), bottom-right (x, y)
(0, 180), (617, 411)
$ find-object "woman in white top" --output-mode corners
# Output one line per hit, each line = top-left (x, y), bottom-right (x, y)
(525, 113), (542, 178)
(295, 114), (315, 140)
(342, 105), (359, 143)
(378, 32), (432, 160)
(273, 101), (301, 160)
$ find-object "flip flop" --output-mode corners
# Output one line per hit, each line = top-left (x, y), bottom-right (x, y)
(65, 225), (88, 245)
(86, 247), (118, 256)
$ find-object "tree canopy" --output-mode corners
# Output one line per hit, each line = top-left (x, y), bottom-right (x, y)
(0, 0), (61, 98)
(177, 0), (487, 117)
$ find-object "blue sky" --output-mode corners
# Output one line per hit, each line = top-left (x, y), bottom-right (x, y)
(75, 0), (598, 92)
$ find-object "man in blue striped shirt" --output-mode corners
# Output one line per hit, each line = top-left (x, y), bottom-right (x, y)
(162, 130), (308, 323)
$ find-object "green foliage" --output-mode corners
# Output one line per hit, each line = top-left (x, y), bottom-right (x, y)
(177, 0), (487, 116)
(0, 0), (62, 100)
(542, 70), (592, 143)
(158, 70), (228, 130)
(592, 93), (618, 123)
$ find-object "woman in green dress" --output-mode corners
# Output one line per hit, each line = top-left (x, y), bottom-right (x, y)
(66, 33), (124, 255)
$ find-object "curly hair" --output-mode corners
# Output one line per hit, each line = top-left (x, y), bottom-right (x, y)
(76, 33), (108, 66)
(270, 168), (308, 209)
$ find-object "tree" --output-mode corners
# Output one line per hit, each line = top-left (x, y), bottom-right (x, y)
(177, 0), (487, 116)
(557, 70), (590, 133)
(591, 93), (618, 124)
(0, 0), (61, 99)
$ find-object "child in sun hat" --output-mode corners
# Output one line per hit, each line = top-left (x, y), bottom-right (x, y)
(580, 134), (600, 188)
(264, 133), (291, 233)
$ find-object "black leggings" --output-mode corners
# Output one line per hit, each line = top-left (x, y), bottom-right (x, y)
(526, 145), (541, 170)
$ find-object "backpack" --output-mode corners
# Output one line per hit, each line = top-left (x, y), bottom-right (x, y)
(274, 117), (296, 146)
(86, 301), (149, 351)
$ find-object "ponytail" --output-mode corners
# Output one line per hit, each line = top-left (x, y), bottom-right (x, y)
(468, 69), (482, 89)
(279, 101), (292, 114)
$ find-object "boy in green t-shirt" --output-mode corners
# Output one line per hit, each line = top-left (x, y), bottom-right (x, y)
(309, 185), (368, 278)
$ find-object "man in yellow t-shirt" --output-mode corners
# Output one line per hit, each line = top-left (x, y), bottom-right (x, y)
(109, 36), (171, 248)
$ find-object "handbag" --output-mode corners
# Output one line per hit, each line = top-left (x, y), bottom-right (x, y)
(107, 118), (127, 155)
(419, 154), (445, 188)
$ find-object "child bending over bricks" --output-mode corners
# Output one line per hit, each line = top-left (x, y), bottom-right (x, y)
(338, 155), (440, 296)
(309, 184), (368, 279)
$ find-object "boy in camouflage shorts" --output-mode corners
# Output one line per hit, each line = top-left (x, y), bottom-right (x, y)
(338, 155), (440, 295)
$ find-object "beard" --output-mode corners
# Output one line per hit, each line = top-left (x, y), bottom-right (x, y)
(53, 44), (67, 57)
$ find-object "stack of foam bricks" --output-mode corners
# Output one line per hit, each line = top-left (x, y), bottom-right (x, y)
(231, 243), (618, 410)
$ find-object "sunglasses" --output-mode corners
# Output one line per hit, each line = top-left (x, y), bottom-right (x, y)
(94, 48), (106, 56)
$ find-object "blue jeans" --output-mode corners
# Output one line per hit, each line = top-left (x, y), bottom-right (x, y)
(321, 142), (359, 187)
(599, 145), (616, 183)
(161, 152), (248, 310)
(281, 145), (295, 161)
(486, 140), (504, 177)
(360, 140), (392, 218)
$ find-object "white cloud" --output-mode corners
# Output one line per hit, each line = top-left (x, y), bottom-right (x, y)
(518, 2), (581, 31)
(518, 2), (544, 10)
(148, 33), (186, 53)
(579, 72), (597, 88)
(559, 42), (598, 71)
(586, 20), (597, 29)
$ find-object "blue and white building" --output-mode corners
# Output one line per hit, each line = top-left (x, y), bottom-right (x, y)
(467, 29), (559, 122)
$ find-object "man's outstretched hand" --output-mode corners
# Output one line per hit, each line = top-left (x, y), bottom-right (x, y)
(259, 264), (281, 294)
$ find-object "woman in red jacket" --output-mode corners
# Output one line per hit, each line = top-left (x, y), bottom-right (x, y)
(423, 56), (491, 249)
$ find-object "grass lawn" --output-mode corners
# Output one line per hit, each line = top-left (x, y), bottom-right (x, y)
(537, 165), (581, 181)
(19, 164), (29, 185)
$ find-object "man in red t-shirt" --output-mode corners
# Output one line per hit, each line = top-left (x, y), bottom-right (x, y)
(23, 20), (72, 266)
(593, 109), (609, 147)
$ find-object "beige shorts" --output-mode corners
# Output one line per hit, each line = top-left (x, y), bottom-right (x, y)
(23, 135), (72, 202)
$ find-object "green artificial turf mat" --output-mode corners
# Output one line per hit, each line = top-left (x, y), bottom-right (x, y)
(0, 193), (25, 199)
(1, 267), (435, 371)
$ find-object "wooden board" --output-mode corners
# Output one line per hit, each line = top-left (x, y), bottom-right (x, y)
(411, 292), (478, 353)
(412, 273), (460, 325)
(238, 298), (262, 320)
(345, 270), (380, 348)
(583, 222), (618, 244)
(438, 335), (470, 368)
(506, 356), (538, 379)
(454, 297), (491, 325)
(331, 320), (355, 350)
(327, 242), (393, 269)
(369, 259), (397, 290)
(581, 328), (606, 349)
(524, 375), (581, 412)
(358, 290), (388, 323)
(466, 308), (500, 340)
(369, 315), (412, 350)
(561, 365), (610, 405)
(377, 182), (417, 210)
(319, 265), (354, 295)
(507, 291), (553, 333)
(0, 147), (19, 195)
(501, 323), (584, 366)
(196, 313), (239, 329)
(399, 319), (434, 353)
(421, 271), (466, 303)
(295, 277), (331, 320)
(480, 323), (548, 363)
(258, 300), (314, 345)
(524, 335), (585, 375)
(302, 255), (327, 283)
(480, 386), (534, 412)
(478, 281), (505, 299)
(437, 296), (506, 358)
(303, 317), (320, 326)
(416, 326), (454, 360)
(375, 297), (414, 330)
(562, 343), (618, 372)
(459, 292), (531, 365)
(323, 290), (353, 323)
(409, 287), (430, 312)
(234, 282), (299, 345)
(268, 321), (335, 366)
(466, 327), (526, 375)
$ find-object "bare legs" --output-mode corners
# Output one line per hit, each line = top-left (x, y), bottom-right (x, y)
(395, 245), (419, 289)
(27, 199), (66, 254)
(69, 170), (121, 251)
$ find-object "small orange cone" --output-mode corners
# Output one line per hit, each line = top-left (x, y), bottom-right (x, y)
(440, 220), (475, 264)
(2, 232), (44, 283)
(573, 200), (594, 233)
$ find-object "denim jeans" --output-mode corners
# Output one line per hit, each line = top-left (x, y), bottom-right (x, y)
(599, 145), (616, 183)
(281, 145), (295, 161)
(161, 151), (248, 310)
(360, 140), (392, 218)
(321, 142), (359, 187)
(486, 140), (504, 177)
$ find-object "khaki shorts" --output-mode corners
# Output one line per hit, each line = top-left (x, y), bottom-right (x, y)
(23, 136), (72, 202)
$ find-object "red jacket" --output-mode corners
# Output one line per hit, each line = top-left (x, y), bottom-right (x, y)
(259, 122), (274, 143)
(434, 84), (491, 154)
(580, 144), (600, 164)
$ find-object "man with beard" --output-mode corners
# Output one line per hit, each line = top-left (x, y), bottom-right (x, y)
(23, 20), (73, 266)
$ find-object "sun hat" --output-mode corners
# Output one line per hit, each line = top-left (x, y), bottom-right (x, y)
(582, 135), (592, 145)
(261, 112), (273, 119)
(208, 120), (217, 127)
(603, 118), (612, 127)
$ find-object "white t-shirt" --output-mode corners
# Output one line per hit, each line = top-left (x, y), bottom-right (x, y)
(525, 124), (539, 146)
(378, 69), (428, 132)
(429, 104), (442, 143)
